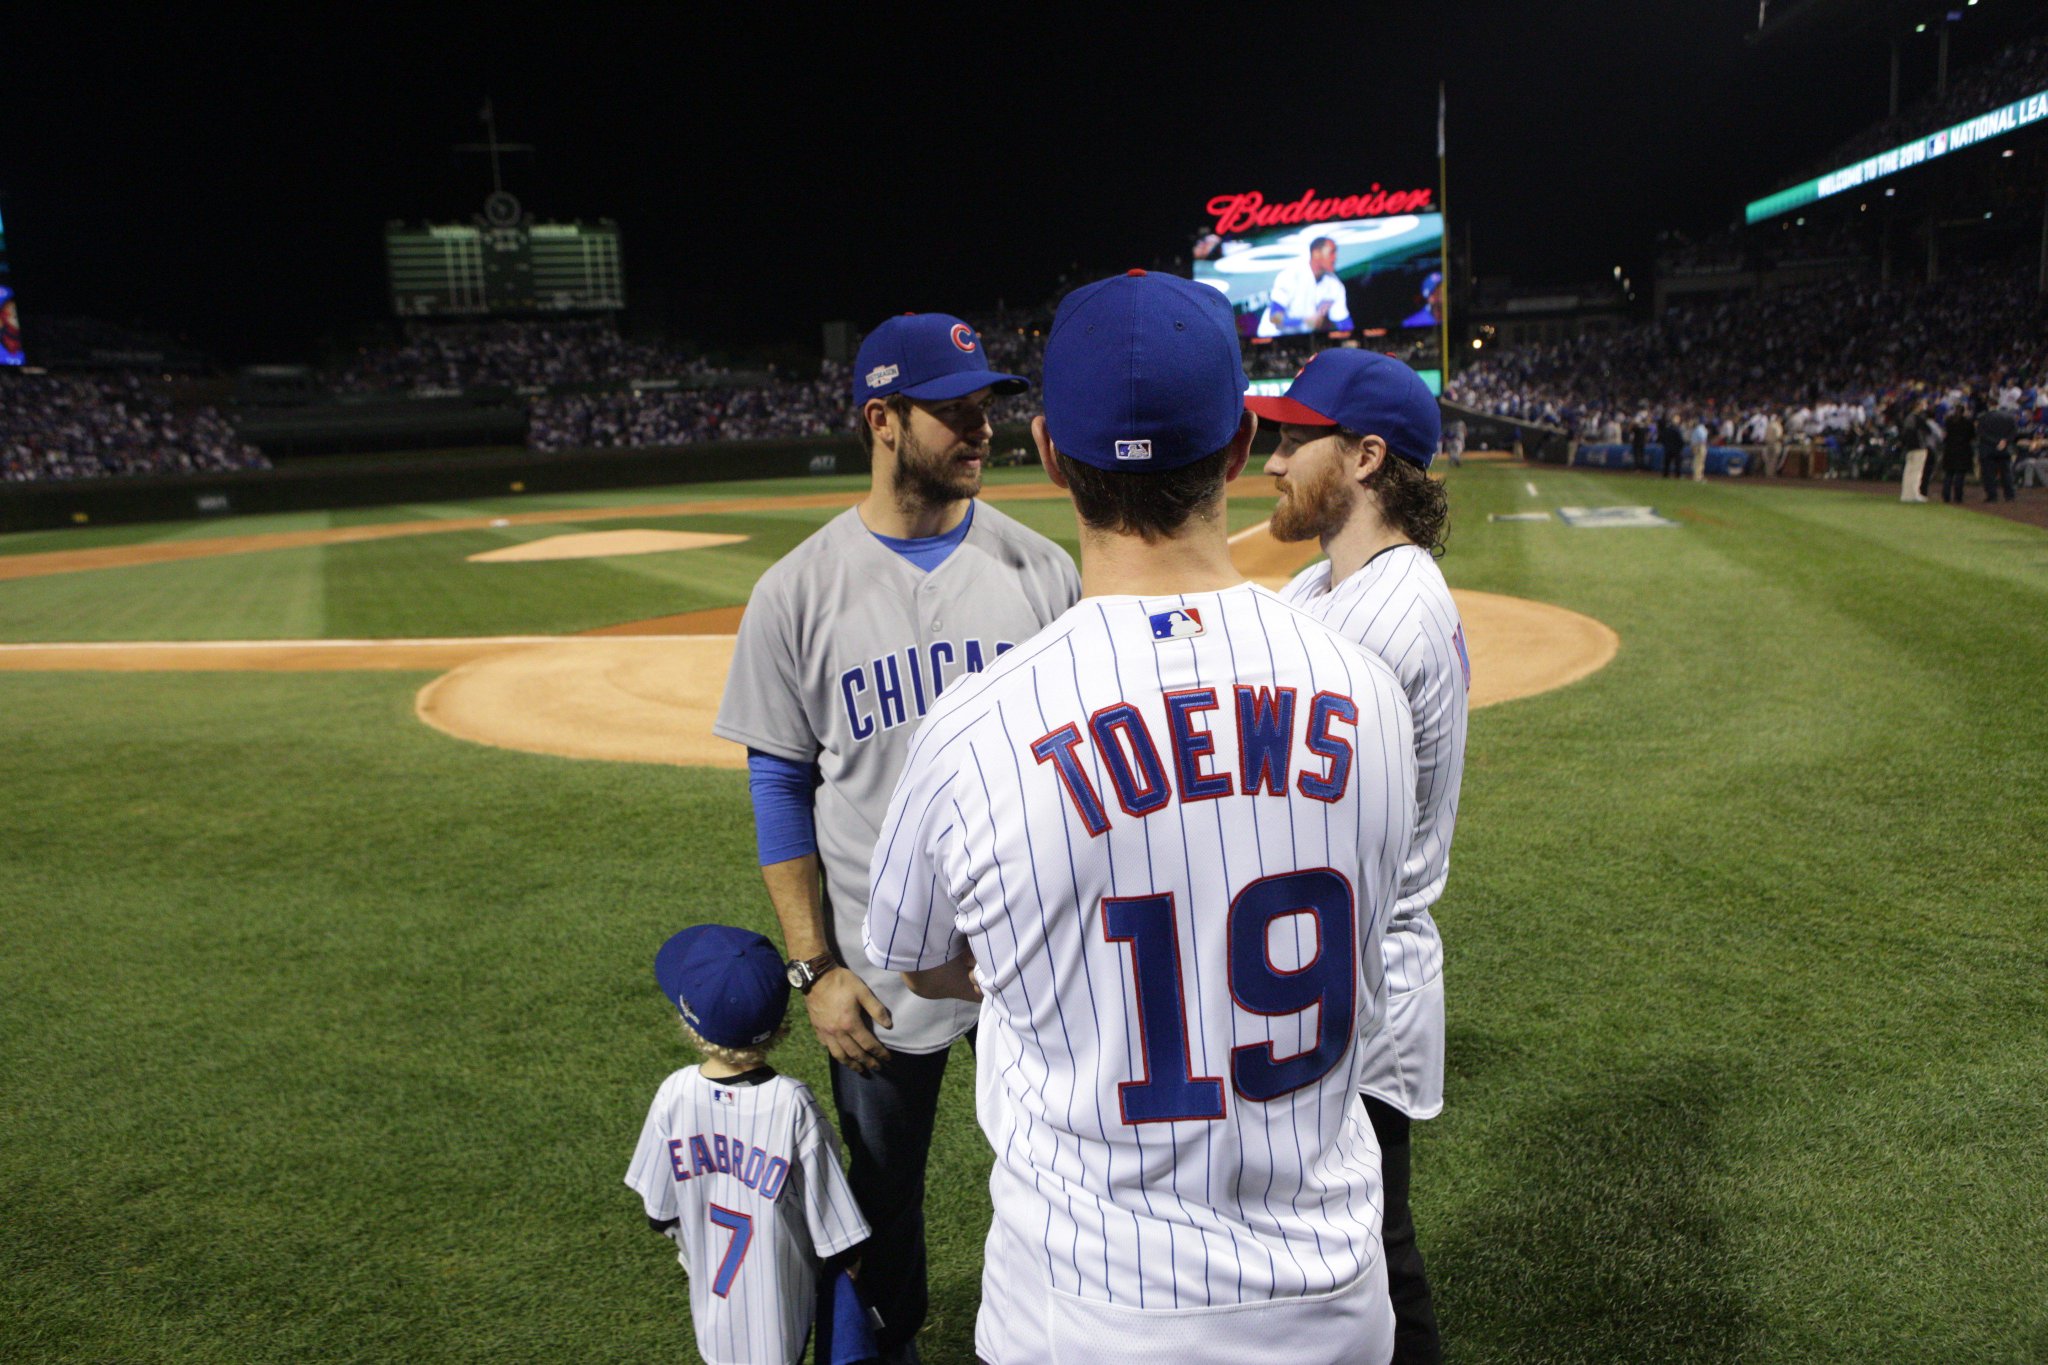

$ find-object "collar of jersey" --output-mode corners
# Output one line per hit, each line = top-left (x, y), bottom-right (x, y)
(699, 1065), (777, 1087)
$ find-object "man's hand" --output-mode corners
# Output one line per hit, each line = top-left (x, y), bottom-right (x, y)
(903, 948), (981, 1003)
(806, 966), (893, 1073)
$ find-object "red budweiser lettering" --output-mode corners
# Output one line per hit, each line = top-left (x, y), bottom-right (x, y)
(1206, 186), (1435, 235)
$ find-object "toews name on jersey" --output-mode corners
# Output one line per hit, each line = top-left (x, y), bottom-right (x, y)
(1029, 683), (1358, 834)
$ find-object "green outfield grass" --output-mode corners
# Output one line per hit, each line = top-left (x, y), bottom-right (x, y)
(0, 468), (1269, 642)
(3, 463), (2045, 1363)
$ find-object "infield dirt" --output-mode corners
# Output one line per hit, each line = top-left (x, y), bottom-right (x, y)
(0, 486), (1619, 766)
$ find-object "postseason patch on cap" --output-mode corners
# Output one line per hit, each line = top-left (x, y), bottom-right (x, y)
(865, 363), (900, 390)
(1150, 607), (1203, 641)
(1115, 439), (1154, 462)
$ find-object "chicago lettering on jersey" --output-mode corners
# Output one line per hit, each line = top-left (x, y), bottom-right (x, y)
(666, 1131), (793, 1201)
(1030, 683), (1359, 835)
(839, 638), (1015, 742)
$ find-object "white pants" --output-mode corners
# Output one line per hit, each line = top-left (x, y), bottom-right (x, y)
(1902, 449), (1929, 500)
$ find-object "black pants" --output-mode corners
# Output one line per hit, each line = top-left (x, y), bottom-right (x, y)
(1982, 454), (2016, 502)
(1944, 468), (1970, 503)
(1364, 1095), (1442, 1365)
(830, 1036), (971, 1364)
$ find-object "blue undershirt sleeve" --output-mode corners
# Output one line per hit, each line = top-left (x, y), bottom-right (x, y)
(748, 748), (820, 866)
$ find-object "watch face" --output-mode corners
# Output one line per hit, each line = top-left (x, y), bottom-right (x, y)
(785, 962), (808, 990)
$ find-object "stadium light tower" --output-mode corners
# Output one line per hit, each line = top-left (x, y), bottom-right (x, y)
(453, 97), (535, 223)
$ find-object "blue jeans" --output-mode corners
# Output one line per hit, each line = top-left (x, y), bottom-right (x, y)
(829, 1034), (971, 1364)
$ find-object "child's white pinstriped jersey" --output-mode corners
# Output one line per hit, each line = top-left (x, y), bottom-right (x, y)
(864, 583), (1415, 1362)
(1281, 545), (1468, 1119)
(625, 1067), (869, 1365)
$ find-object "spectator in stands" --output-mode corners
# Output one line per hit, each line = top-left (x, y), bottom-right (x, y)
(1976, 396), (2020, 503)
(1, 371), (266, 483)
(1659, 415), (1684, 478)
(1941, 401), (1977, 504)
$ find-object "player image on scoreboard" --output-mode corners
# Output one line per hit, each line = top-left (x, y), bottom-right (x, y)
(1194, 211), (1444, 339)
(0, 287), (22, 367)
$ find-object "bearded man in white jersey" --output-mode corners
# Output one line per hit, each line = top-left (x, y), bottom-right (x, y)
(864, 270), (1418, 1365)
(1249, 349), (1465, 1365)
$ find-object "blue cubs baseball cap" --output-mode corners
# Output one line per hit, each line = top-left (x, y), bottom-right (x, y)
(851, 313), (1029, 406)
(1243, 349), (1442, 470)
(1042, 269), (1249, 471)
(653, 925), (789, 1049)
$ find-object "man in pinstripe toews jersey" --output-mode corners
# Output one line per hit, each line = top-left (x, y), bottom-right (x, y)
(865, 271), (1417, 1365)
(1250, 349), (1466, 1365)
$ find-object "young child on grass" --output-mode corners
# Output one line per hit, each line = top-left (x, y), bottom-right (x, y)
(626, 925), (875, 1365)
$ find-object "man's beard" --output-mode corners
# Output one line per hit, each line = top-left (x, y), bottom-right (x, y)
(891, 425), (985, 508)
(1268, 459), (1352, 543)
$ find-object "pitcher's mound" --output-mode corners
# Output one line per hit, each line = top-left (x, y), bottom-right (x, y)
(467, 530), (747, 563)
(1455, 589), (1617, 707)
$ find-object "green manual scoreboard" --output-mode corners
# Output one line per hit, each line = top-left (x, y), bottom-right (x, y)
(385, 212), (624, 317)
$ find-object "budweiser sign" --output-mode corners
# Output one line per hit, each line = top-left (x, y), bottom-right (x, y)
(1207, 186), (1434, 235)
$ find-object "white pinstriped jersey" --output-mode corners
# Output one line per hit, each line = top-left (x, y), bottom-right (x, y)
(864, 583), (1416, 1343)
(626, 1067), (869, 1365)
(1283, 546), (1467, 1117)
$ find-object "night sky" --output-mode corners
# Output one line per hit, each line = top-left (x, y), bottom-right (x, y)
(4, 3), (2029, 362)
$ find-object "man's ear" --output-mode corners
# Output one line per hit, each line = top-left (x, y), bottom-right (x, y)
(1351, 434), (1389, 486)
(864, 398), (896, 453)
(1032, 415), (1069, 489)
(1222, 410), (1257, 483)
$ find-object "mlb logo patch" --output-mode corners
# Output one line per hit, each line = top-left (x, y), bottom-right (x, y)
(711, 1087), (738, 1106)
(1149, 607), (1202, 641)
(1115, 439), (1153, 461)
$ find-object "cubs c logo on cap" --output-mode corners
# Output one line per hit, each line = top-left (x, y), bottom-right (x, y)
(950, 323), (977, 353)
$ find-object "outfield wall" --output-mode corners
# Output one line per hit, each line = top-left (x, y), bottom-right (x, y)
(0, 436), (880, 534)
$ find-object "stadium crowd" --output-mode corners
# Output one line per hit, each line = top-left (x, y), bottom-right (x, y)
(1827, 25), (2048, 172)
(1447, 267), (2047, 478)
(525, 330), (1043, 451)
(0, 372), (267, 483)
(330, 319), (731, 392)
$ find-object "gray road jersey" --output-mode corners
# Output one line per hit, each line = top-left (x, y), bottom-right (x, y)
(715, 501), (1080, 1052)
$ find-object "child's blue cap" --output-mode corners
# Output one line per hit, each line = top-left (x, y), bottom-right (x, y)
(851, 313), (1029, 406)
(1243, 349), (1441, 470)
(1042, 270), (1249, 471)
(653, 925), (789, 1049)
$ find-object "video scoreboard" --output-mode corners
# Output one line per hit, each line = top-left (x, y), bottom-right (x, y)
(0, 203), (21, 366)
(385, 217), (624, 317)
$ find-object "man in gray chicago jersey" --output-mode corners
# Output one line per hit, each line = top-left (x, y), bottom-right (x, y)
(714, 311), (1079, 1363)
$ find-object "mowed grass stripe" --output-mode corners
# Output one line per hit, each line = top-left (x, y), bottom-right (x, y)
(0, 469), (1276, 643)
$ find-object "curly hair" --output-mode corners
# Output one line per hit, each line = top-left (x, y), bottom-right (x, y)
(679, 1016), (789, 1071)
(1345, 429), (1449, 556)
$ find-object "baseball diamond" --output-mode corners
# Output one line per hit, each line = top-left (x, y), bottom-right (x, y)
(3, 460), (2045, 1362)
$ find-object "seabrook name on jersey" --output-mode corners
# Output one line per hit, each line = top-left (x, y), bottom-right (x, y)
(840, 637), (1015, 742)
(665, 1129), (796, 1200)
(1029, 683), (1358, 836)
